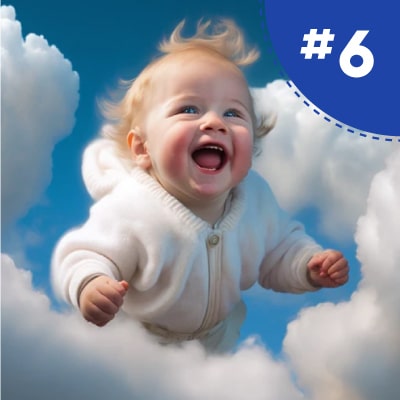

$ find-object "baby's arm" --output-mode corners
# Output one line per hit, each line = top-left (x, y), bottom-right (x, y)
(307, 249), (349, 288)
(79, 276), (129, 326)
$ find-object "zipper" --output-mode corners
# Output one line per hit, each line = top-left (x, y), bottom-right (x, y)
(195, 193), (231, 334)
(196, 228), (222, 332)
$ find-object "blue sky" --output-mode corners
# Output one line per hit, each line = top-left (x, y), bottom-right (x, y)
(2, 1), (400, 399)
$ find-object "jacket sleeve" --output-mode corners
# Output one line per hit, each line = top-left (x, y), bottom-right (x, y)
(51, 193), (140, 309)
(252, 174), (322, 293)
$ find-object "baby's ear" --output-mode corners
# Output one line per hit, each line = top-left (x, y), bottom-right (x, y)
(127, 129), (152, 170)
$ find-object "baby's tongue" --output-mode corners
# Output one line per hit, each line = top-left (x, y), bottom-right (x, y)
(192, 148), (222, 169)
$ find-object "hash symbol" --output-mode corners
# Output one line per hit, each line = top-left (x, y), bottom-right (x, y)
(300, 28), (335, 59)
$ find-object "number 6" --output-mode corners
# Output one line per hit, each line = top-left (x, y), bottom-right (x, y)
(339, 30), (374, 78)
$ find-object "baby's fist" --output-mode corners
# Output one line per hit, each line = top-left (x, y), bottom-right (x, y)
(79, 276), (129, 326)
(307, 250), (349, 288)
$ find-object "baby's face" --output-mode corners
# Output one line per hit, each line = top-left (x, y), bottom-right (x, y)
(131, 52), (254, 209)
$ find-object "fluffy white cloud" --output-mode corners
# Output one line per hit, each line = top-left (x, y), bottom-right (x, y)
(1, 5), (79, 229)
(252, 81), (396, 241)
(283, 147), (400, 400)
(1, 254), (303, 400)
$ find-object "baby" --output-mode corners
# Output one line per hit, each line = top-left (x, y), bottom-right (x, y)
(52, 19), (349, 353)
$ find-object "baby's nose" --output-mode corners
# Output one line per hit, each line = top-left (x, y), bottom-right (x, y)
(200, 112), (227, 133)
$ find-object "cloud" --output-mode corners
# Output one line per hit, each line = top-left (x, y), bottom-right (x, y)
(1, 5), (79, 230)
(283, 147), (400, 400)
(1, 254), (303, 400)
(251, 81), (396, 241)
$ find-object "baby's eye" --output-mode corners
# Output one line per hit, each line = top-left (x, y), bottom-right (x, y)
(224, 109), (241, 118)
(180, 105), (199, 114)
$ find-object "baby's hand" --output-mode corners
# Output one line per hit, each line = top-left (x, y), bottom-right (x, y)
(307, 250), (349, 288)
(79, 276), (129, 327)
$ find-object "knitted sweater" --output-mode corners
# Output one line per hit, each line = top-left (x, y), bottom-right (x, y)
(52, 160), (321, 335)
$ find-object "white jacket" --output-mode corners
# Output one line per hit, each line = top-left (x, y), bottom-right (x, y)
(52, 143), (321, 339)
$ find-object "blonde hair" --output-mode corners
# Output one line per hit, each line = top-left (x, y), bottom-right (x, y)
(100, 19), (274, 160)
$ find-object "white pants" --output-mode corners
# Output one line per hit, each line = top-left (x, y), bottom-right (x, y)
(143, 301), (247, 354)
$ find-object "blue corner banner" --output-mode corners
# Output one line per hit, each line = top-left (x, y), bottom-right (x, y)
(261, 0), (399, 139)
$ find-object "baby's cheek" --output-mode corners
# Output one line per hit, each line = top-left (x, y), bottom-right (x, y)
(161, 140), (189, 176)
(234, 135), (253, 172)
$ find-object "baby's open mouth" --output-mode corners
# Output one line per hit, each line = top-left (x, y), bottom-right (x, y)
(191, 145), (227, 171)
